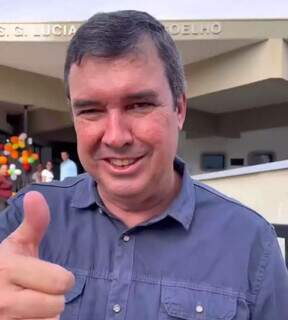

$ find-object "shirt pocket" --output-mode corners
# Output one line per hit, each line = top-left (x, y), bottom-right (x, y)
(160, 285), (237, 320)
(60, 272), (87, 320)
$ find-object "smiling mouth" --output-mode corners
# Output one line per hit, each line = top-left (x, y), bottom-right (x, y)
(105, 157), (142, 168)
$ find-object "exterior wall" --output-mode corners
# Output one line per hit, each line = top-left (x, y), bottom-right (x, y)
(0, 65), (67, 112)
(185, 39), (287, 99)
(178, 126), (288, 174)
(195, 167), (288, 225)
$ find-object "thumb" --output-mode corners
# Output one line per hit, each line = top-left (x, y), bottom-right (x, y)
(4, 191), (50, 257)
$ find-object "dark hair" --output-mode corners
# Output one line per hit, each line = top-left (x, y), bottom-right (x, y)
(64, 10), (185, 107)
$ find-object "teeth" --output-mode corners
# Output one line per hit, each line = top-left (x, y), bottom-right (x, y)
(109, 158), (136, 167)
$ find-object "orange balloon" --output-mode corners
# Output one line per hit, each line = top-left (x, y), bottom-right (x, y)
(4, 143), (12, 152)
(22, 150), (29, 157)
(10, 136), (18, 144)
(0, 156), (8, 164)
(22, 157), (29, 164)
(11, 150), (19, 159)
(32, 153), (39, 160)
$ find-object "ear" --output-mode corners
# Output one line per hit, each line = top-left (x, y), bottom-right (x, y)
(176, 94), (187, 130)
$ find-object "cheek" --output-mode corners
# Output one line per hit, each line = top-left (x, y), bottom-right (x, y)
(75, 121), (102, 153)
(133, 112), (178, 145)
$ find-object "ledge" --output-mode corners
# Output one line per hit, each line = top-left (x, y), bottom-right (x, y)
(192, 159), (288, 180)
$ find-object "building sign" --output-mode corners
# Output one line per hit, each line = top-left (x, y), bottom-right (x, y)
(0, 23), (81, 41)
(163, 22), (222, 37)
(0, 21), (222, 42)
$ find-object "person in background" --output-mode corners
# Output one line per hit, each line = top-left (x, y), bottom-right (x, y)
(31, 163), (43, 183)
(0, 164), (12, 210)
(60, 150), (77, 181)
(41, 161), (54, 183)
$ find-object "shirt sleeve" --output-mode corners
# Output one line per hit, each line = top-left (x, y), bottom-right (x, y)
(252, 227), (288, 319)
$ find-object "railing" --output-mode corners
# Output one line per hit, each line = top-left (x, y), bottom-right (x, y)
(273, 224), (288, 269)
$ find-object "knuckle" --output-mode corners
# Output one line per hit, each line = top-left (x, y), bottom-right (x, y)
(0, 294), (13, 317)
(47, 294), (65, 315)
(58, 294), (66, 313)
(54, 268), (75, 293)
(0, 264), (14, 284)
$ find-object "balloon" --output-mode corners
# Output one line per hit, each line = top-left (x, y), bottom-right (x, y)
(22, 150), (29, 157)
(0, 156), (8, 165)
(15, 169), (22, 175)
(11, 150), (19, 159)
(22, 157), (29, 164)
(22, 163), (31, 172)
(18, 141), (26, 149)
(10, 136), (19, 144)
(8, 164), (21, 180)
(0, 144), (3, 150)
(31, 153), (39, 161)
(12, 143), (19, 150)
(18, 133), (27, 141)
(4, 143), (12, 153)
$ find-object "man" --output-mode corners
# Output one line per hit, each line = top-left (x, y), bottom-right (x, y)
(60, 151), (77, 181)
(0, 10), (287, 320)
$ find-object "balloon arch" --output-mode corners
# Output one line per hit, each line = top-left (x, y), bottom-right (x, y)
(0, 133), (39, 181)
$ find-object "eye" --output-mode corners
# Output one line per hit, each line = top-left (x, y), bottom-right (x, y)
(76, 108), (105, 117)
(127, 102), (155, 112)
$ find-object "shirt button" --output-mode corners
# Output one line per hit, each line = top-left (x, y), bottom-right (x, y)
(98, 208), (103, 214)
(112, 304), (121, 313)
(195, 304), (204, 313)
(123, 235), (130, 242)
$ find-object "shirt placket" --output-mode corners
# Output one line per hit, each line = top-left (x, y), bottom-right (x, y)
(105, 231), (135, 320)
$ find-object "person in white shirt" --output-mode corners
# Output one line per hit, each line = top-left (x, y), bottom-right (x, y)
(60, 151), (78, 181)
(41, 161), (54, 183)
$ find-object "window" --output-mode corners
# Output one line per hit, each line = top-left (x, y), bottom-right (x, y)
(201, 153), (225, 171)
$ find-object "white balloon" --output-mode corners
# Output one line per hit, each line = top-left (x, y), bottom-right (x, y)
(19, 133), (27, 140)
(15, 169), (22, 175)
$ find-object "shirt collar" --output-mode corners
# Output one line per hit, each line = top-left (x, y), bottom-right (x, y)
(151, 157), (196, 230)
(71, 174), (99, 208)
(71, 157), (196, 230)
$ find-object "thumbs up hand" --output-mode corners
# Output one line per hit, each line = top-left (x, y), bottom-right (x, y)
(0, 191), (75, 319)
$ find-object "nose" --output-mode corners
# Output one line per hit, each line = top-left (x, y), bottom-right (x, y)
(101, 111), (133, 148)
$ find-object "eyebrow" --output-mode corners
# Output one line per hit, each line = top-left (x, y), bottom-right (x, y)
(72, 90), (159, 109)
(72, 99), (103, 109)
(124, 90), (159, 102)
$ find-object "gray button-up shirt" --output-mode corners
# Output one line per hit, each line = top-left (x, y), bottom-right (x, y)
(0, 159), (287, 319)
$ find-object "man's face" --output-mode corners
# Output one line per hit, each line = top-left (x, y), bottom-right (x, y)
(61, 152), (69, 161)
(68, 40), (186, 199)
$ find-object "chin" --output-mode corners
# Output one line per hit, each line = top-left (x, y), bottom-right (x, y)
(103, 180), (147, 198)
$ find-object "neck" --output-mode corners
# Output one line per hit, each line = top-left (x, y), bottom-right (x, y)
(98, 171), (182, 228)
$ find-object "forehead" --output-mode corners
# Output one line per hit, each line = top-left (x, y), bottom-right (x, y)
(68, 39), (169, 97)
